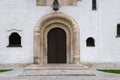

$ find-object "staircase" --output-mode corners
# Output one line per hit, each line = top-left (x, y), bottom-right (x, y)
(20, 64), (95, 76)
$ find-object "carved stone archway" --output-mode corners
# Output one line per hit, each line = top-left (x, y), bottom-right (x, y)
(34, 12), (80, 64)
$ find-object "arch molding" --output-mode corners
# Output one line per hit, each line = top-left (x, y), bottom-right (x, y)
(34, 12), (80, 64)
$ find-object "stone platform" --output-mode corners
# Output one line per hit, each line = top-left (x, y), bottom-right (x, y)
(19, 64), (95, 76)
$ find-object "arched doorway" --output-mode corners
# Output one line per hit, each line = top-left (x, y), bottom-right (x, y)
(34, 12), (80, 64)
(48, 28), (66, 63)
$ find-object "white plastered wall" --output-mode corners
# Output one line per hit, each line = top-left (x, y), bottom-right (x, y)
(0, 0), (120, 63)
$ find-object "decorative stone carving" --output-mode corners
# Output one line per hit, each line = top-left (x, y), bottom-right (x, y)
(36, 0), (77, 6)
(34, 12), (80, 64)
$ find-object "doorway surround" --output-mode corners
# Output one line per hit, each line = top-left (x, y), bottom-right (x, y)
(34, 12), (80, 64)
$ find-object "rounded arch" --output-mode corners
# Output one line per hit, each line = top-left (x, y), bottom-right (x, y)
(117, 23), (120, 36)
(34, 12), (80, 64)
(7, 32), (21, 47)
(86, 37), (95, 47)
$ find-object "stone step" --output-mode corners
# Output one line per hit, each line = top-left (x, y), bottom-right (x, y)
(25, 67), (86, 70)
(25, 64), (88, 70)
(20, 69), (95, 76)
(19, 64), (95, 76)
(29, 64), (84, 67)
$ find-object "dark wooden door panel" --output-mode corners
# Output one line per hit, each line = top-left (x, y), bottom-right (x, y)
(48, 29), (56, 63)
(47, 28), (66, 63)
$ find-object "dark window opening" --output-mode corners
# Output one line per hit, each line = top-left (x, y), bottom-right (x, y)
(117, 24), (120, 37)
(92, 0), (97, 10)
(7, 32), (22, 47)
(86, 37), (95, 47)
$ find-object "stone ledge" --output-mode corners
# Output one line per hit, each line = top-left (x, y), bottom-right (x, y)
(82, 63), (120, 69)
(0, 63), (31, 69)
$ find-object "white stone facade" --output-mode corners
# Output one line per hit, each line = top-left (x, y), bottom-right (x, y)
(0, 0), (120, 64)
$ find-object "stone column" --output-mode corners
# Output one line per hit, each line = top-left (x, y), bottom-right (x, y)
(34, 32), (41, 64)
(73, 0), (77, 6)
(73, 29), (80, 64)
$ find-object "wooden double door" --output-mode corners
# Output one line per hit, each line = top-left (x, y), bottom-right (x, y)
(47, 28), (66, 63)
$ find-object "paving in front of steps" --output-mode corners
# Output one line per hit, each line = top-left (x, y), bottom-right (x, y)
(0, 64), (120, 80)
